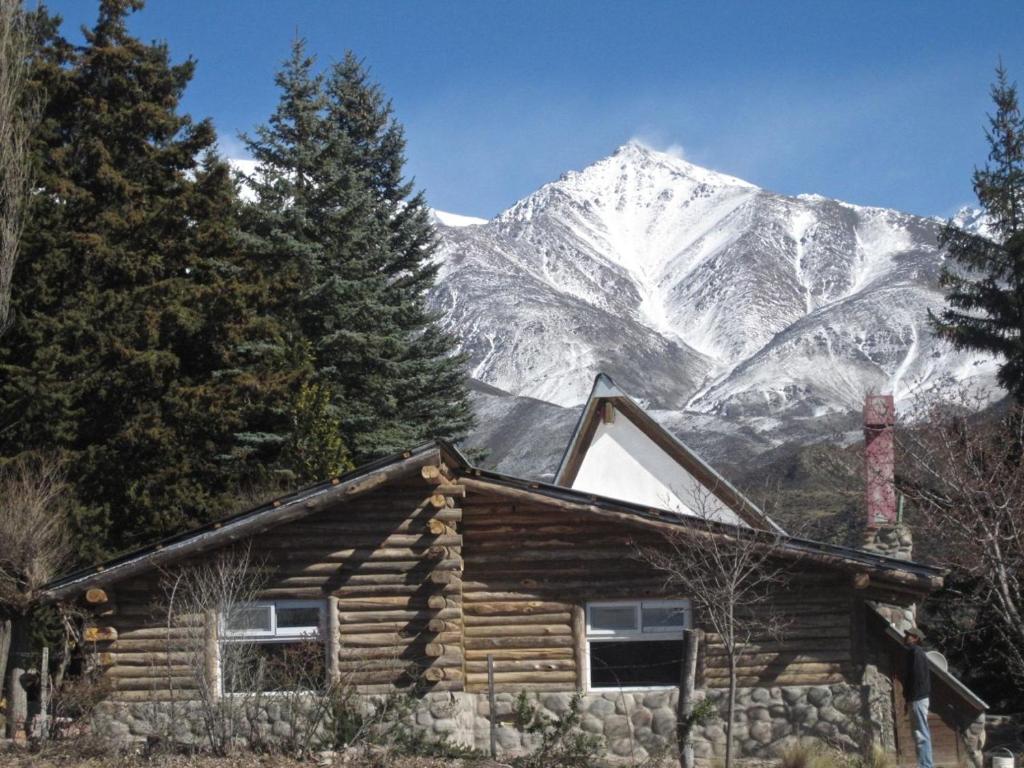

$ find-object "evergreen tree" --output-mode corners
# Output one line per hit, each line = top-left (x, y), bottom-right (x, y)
(243, 44), (474, 462)
(0, 1), (303, 559)
(932, 64), (1024, 399)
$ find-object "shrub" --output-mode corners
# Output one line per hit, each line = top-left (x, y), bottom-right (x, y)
(511, 692), (601, 768)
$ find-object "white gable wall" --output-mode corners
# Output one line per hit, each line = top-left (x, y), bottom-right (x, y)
(570, 414), (747, 526)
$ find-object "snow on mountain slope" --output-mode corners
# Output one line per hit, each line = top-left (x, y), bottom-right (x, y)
(430, 209), (487, 228)
(430, 141), (1001, 430)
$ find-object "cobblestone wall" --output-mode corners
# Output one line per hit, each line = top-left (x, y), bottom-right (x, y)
(93, 683), (874, 762)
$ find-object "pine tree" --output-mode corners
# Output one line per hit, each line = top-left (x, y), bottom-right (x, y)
(0, 1), (301, 559)
(932, 64), (1024, 399)
(243, 44), (474, 462)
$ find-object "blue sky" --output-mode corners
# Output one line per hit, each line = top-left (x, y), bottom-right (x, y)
(46, 1), (1024, 220)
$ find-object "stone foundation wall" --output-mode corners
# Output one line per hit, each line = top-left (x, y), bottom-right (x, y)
(93, 683), (876, 762)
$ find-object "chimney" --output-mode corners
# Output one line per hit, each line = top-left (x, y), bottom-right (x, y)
(862, 394), (912, 560)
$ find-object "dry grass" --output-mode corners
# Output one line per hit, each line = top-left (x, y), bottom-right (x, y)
(0, 744), (501, 768)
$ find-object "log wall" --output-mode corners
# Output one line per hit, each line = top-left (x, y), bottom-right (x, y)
(85, 473), (864, 702)
(87, 470), (466, 699)
(459, 494), (859, 693)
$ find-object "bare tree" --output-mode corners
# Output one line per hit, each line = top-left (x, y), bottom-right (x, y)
(0, 0), (36, 335)
(157, 545), (269, 754)
(638, 486), (790, 768)
(897, 386), (1024, 688)
(0, 454), (72, 738)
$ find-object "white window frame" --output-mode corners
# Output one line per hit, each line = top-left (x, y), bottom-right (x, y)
(584, 598), (691, 692)
(221, 599), (324, 642)
(218, 599), (327, 697)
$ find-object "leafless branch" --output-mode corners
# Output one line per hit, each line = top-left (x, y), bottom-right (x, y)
(0, 0), (37, 335)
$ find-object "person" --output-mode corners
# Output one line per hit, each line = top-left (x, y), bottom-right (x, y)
(904, 626), (933, 768)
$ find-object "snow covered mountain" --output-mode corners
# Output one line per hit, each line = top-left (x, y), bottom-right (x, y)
(431, 141), (999, 432)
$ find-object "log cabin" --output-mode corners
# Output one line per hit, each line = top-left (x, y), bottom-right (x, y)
(42, 375), (986, 764)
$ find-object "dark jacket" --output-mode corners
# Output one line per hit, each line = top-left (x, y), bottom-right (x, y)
(905, 644), (931, 702)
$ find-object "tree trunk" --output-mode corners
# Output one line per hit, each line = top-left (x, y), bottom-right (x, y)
(677, 628), (700, 768)
(725, 653), (737, 768)
(4, 614), (30, 739)
(0, 616), (11, 692)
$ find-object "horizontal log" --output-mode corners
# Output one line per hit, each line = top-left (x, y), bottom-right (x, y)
(462, 584), (666, 600)
(465, 648), (574, 661)
(337, 607), (461, 623)
(106, 666), (195, 680)
(427, 519), (457, 536)
(355, 681), (463, 694)
(336, 645), (458, 661)
(464, 601), (568, 616)
(109, 690), (199, 702)
(464, 612), (571, 626)
(111, 676), (197, 691)
(421, 465), (444, 484)
(338, 631), (461, 648)
(465, 636), (574, 651)
(424, 667), (464, 683)
(467, 682), (572, 694)
(113, 627), (202, 641)
(84, 627), (118, 643)
(257, 533), (463, 549)
(85, 588), (109, 605)
(465, 659), (575, 674)
(282, 558), (463, 576)
(464, 624), (570, 638)
(101, 652), (194, 666)
(287, 515), (462, 535)
(336, 653), (463, 670)
(272, 573), (459, 589)
(106, 640), (196, 652)
(434, 484), (466, 498)
(465, 671), (576, 685)
(249, 546), (453, 563)
(332, 620), (451, 636)
(335, 595), (461, 610)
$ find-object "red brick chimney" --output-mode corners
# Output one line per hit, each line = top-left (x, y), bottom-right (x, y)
(864, 394), (897, 528)
(862, 394), (911, 559)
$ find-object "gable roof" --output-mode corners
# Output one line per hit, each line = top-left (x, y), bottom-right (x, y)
(555, 374), (784, 533)
(44, 437), (944, 601)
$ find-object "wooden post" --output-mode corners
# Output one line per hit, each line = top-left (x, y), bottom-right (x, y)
(487, 654), (497, 758)
(204, 609), (220, 700)
(572, 604), (587, 690)
(5, 615), (29, 740)
(36, 647), (50, 741)
(677, 628), (701, 768)
(328, 596), (340, 685)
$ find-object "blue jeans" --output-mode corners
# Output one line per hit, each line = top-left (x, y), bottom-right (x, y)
(911, 697), (933, 768)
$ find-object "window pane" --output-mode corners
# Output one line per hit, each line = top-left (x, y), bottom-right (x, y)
(223, 641), (326, 693)
(642, 605), (688, 632)
(589, 640), (683, 687)
(589, 605), (638, 632)
(277, 606), (321, 630)
(224, 605), (271, 633)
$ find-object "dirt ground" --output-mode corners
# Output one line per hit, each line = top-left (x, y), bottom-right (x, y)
(0, 745), (508, 768)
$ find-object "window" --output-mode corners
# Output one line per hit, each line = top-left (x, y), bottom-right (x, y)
(220, 600), (327, 693)
(585, 599), (691, 690)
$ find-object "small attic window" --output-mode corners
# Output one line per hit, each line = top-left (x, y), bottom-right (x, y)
(585, 599), (690, 690)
